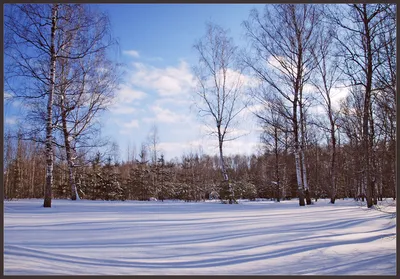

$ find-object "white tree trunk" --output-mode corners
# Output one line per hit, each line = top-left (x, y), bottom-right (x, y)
(43, 4), (58, 208)
(75, 184), (80, 200)
(301, 149), (312, 205)
(295, 152), (303, 189)
(301, 150), (309, 191)
(294, 150), (305, 206)
(219, 140), (234, 203)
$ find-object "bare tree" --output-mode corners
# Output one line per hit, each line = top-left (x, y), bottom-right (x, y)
(147, 124), (160, 165)
(138, 142), (149, 164)
(374, 4), (396, 201)
(259, 104), (289, 202)
(310, 17), (342, 204)
(193, 23), (247, 204)
(329, 4), (393, 208)
(4, 4), (60, 207)
(5, 4), (120, 203)
(243, 4), (321, 206)
(52, 5), (120, 201)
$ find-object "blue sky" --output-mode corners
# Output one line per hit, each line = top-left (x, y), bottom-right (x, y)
(4, 4), (266, 161)
(94, 4), (264, 161)
(4, 4), (350, 162)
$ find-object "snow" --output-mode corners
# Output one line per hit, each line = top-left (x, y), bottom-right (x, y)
(4, 198), (396, 275)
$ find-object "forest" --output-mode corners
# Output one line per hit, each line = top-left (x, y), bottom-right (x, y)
(3, 4), (396, 207)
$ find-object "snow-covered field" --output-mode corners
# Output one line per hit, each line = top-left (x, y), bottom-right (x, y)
(4, 198), (396, 275)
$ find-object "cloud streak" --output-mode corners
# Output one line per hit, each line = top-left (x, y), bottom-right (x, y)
(5, 117), (18, 125)
(144, 105), (187, 124)
(123, 50), (140, 58)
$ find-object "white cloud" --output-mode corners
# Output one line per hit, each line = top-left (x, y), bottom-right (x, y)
(154, 97), (192, 107)
(331, 87), (349, 109)
(104, 58), (264, 161)
(245, 104), (264, 115)
(303, 83), (315, 94)
(308, 104), (326, 115)
(200, 68), (259, 95)
(158, 136), (261, 160)
(266, 55), (302, 77)
(146, 56), (163, 62)
(123, 50), (140, 58)
(308, 86), (349, 115)
(223, 139), (261, 156)
(129, 61), (195, 97)
(5, 117), (17, 125)
(116, 84), (147, 103)
(4, 91), (12, 100)
(110, 84), (147, 115)
(225, 128), (251, 138)
(158, 140), (209, 159)
(123, 120), (140, 128)
(144, 105), (187, 124)
(221, 68), (259, 89)
(118, 119), (140, 135)
(111, 106), (136, 115)
(267, 55), (287, 71)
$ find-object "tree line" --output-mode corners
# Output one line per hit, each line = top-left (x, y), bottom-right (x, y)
(3, 4), (396, 207)
(4, 127), (396, 203)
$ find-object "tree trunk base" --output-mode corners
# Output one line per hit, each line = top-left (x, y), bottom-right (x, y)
(43, 197), (51, 207)
(366, 197), (373, 208)
(305, 190), (311, 205)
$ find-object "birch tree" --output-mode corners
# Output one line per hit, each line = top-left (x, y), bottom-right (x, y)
(52, 4), (119, 201)
(243, 4), (321, 206)
(193, 23), (246, 204)
(330, 4), (393, 208)
(311, 18), (342, 204)
(5, 4), (60, 207)
(5, 4), (119, 204)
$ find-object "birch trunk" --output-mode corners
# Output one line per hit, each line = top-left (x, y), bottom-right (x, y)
(295, 151), (305, 206)
(362, 4), (373, 208)
(299, 87), (311, 205)
(43, 4), (58, 208)
(218, 135), (234, 204)
(59, 75), (79, 200)
(301, 150), (311, 204)
(64, 130), (78, 200)
(58, 18), (80, 201)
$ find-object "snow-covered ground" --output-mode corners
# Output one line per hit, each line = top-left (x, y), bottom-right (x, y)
(4, 198), (396, 275)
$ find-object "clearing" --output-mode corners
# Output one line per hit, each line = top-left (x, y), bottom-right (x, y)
(4, 198), (396, 275)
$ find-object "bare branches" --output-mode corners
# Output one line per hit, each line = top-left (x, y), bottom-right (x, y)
(243, 4), (322, 206)
(193, 23), (247, 203)
(4, 4), (120, 204)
